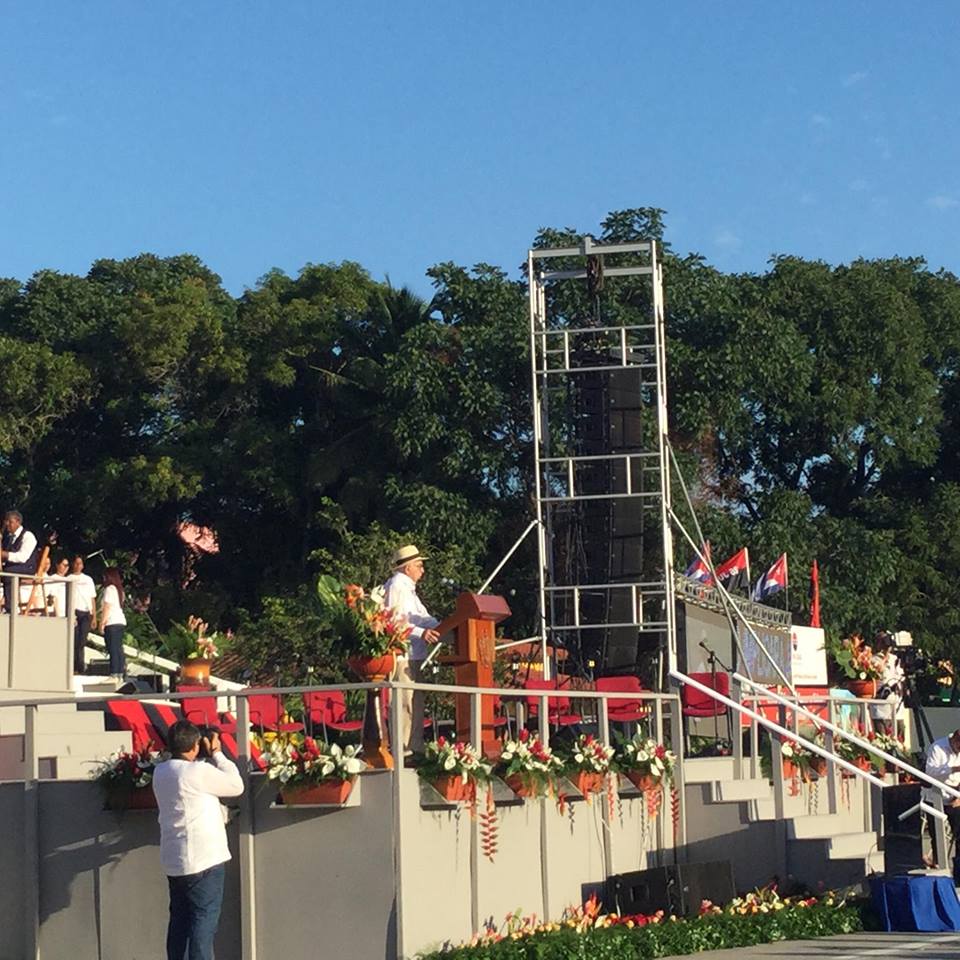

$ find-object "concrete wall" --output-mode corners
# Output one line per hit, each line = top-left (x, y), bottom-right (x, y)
(0, 763), (871, 960)
(0, 614), (72, 691)
(0, 780), (240, 960)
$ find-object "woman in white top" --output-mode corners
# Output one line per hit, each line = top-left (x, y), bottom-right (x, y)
(100, 567), (127, 681)
(45, 557), (70, 616)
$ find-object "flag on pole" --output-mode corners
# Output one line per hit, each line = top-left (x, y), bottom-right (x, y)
(809, 559), (821, 628)
(752, 553), (789, 602)
(684, 541), (713, 585)
(716, 547), (750, 580)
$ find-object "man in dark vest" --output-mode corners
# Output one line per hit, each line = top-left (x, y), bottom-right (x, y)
(1, 510), (39, 613)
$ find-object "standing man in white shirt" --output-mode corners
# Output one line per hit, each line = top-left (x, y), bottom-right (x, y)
(383, 544), (441, 756)
(1, 510), (39, 613)
(68, 554), (98, 675)
(152, 719), (244, 960)
(926, 728), (960, 879)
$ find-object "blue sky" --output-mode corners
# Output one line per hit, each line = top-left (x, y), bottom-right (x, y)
(2, 2), (958, 298)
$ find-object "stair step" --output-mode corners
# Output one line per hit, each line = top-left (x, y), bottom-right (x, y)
(0, 707), (108, 736)
(35, 731), (133, 759)
(787, 814), (850, 840)
(710, 779), (772, 803)
(827, 832), (879, 860)
(683, 757), (736, 783)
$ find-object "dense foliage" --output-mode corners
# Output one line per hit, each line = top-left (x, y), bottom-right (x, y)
(2, 206), (959, 676)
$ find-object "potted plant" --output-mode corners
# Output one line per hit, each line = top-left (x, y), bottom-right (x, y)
(563, 733), (615, 797)
(316, 576), (411, 680)
(495, 730), (565, 798)
(616, 729), (677, 791)
(416, 736), (492, 802)
(867, 729), (908, 773)
(90, 744), (161, 809)
(164, 616), (225, 687)
(834, 726), (876, 776)
(833, 634), (886, 698)
(266, 734), (364, 805)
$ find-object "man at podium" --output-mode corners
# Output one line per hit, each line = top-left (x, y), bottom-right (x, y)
(383, 544), (441, 756)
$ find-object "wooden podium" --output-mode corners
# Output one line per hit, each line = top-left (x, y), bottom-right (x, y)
(437, 591), (510, 756)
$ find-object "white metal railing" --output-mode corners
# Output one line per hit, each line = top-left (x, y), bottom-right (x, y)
(6, 680), (685, 960)
(81, 631), (244, 693)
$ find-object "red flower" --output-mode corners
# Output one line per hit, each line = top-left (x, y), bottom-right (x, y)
(519, 729), (530, 743)
(437, 736), (446, 749)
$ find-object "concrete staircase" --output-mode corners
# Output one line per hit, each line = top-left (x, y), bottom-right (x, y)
(685, 756), (883, 888)
(0, 699), (132, 780)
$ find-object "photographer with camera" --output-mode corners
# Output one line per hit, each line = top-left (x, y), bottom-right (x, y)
(870, 631), (905, 737)
(152, 719), (243, 960)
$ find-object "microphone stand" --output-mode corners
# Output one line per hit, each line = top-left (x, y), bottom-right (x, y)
(700, 642), (732, 751)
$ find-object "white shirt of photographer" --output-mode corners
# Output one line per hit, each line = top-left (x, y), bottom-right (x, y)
(152, 752), (243, 876)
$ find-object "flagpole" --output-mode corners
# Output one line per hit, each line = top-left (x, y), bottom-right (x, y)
(745, 549), (751, 600)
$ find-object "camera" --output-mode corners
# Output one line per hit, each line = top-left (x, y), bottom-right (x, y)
(197, 724), (221, 760)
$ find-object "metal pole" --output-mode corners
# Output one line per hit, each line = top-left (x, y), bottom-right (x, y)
(527, 255), (551, 680)
(236, 696), (257, 960)
(389, 682), (406, 960)
(478, 519), (540, 595)
(24, 702), (40, 960)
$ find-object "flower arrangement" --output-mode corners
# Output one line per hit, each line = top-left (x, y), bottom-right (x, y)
(163, 615), (226, 662)
(90, 744), (161, 808)
(834, 634), (887, 682)
(495, 729), (565, 798)
(866, 729), (908, 772)
(417, 736), (492, 801)
(316, 575), (411, 658)
(833, 726), (875, 772)
(265, 734), (364, 787)
(562, 733), (615, 797)
(565, 733), (615, 774)
(420, 887), (863, 958)
(616, 729), (677, 789)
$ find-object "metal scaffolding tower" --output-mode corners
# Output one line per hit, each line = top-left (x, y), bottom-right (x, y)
(527, 237), (676, 685)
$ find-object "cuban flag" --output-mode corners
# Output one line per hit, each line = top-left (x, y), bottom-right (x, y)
(684, 541), (713, 585)
(753, 553), (788, 602)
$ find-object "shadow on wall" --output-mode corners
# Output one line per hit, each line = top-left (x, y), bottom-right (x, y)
(0, 780), (241, 960)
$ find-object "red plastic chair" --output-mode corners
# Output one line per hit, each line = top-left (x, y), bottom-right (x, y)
(181, 691), (238, 735)
(104, 701), (162, 753)
(595, 675), (650, 726)
(523, 678), (583, 729)
(304, 690), (362, 739)
(681, 671), (732, 748)
(247, 693), (304, 735)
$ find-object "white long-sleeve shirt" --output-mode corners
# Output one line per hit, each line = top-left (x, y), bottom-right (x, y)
(383, 570), (439, 661)
(5, 526), (36, 565)
(152, 753), (244, 876)
(925, 735), (960, 789)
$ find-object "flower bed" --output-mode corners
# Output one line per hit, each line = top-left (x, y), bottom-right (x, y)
(418, 888), (867, 958)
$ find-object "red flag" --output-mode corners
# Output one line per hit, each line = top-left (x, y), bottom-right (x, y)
(809, 559), (821, 628)
(714, 547), (749, 581)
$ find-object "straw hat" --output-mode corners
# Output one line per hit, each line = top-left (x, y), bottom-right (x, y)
(391, 544), (427, 568)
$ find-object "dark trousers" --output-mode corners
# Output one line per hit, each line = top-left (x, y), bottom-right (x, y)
(103, 624), (126, 675)
(74, 611), (91, 674)
(947, 805), (960, 882)
(1, 563), (35, 613)
(167, 863), (225, 960)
